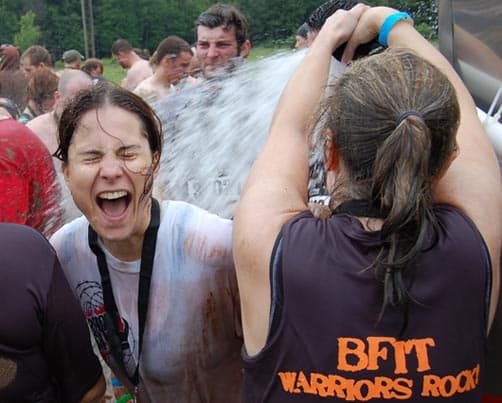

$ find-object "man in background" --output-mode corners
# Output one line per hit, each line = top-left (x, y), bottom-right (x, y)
(62, 49), (84, 70)
(134, 36), (193, 104)
(20, 45), (53, 77)
(28, 69), (92, 157)
(111, 38), (152, 90)
(195, 3), (252, 78)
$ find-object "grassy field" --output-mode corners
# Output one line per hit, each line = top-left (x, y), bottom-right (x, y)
(102, 58), (125, 85)
(85, 45), (287, 85)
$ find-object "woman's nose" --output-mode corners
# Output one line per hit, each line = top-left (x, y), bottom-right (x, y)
(99, 155), (123, 179)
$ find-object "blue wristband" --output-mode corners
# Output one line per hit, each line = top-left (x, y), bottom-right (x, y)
(378, 12), (412, 47)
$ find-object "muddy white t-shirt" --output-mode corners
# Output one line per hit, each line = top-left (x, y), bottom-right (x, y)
(50, 200), (243, 402)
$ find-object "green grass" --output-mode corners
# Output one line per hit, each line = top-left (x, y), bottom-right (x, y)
(102, 58), (127, 85)
(248, 45), (289, 60)
(54, 58), (127, 85)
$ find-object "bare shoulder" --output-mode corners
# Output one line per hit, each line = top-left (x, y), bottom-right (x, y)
(26, 113), (54, 137)
(26, 113), (58, 153)
(126, 60), (153, 91)
(133, 76), (154, 93)
(129, 59), (152, 76)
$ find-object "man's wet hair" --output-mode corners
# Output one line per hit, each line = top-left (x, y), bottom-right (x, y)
(196, 4), (250, 50)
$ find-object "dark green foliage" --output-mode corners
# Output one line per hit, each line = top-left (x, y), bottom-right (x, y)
(2, 0), (437, 58)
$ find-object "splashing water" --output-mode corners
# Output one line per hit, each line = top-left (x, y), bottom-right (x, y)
(153, 49), (345, 217)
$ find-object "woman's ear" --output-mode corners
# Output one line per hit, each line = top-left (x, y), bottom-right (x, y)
(432, 144), (460, 185)
(324, 129), (339, 172)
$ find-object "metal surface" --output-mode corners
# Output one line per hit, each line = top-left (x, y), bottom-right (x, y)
(439, 0), (501, 112)
(439, 0), (502, 397)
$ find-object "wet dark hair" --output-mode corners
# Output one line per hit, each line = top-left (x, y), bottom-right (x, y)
(324, 48), (460, 324)
(196, 3), (250, 51)
(151, 36), (192, 66)
(306, 0), (384, 60)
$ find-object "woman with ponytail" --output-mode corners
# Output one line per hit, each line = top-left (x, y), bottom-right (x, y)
(234, 4), (502, 402)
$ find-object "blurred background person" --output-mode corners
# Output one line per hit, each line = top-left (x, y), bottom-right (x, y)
(28, 69), (92, 157)
(294, 23), (309, 50)
(82, 58), (106, 84)
(20, 45), (53, 77)
(61, 49), (85, 71)
(134, 36), (193, 103)
(111, 38), (152, 91)
(0, 44), (20, 71)
(18, 67), (59, 124)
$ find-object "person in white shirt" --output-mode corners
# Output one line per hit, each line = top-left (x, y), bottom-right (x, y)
(51, 83), (242, 402)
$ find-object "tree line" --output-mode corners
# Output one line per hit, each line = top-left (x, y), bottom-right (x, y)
(0, 0), (437, 58)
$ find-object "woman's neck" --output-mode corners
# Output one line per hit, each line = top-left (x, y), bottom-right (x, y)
(102, 233), (145, 262)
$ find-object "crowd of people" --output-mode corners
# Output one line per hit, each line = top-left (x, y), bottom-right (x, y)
(0, 1), (501, 402)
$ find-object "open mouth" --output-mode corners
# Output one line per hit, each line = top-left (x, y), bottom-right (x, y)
(97, 191), (131, 218)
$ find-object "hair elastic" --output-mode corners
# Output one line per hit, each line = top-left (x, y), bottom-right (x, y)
(378, 12), (413, 47)
(396, 110), (424, 126)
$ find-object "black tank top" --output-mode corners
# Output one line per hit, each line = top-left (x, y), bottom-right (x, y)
(242, 205), (490, 402)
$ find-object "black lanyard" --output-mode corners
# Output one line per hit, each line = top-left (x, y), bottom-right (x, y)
(88, 198), (160, 386)
(333, 199), (386, 219)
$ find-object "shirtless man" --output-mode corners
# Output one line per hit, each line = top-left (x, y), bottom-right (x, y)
(195, 3), (252, 78)
(111, 39), (152, 91)
(27, 69), (92, 157)
(134, 36), (193, 104)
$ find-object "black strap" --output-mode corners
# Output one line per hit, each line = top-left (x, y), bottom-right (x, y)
(26, 104), (38, 119)
(333, 199), (386, 219)
(88, 198), (160, 386)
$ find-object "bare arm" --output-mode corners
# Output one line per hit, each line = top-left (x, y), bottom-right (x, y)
(233, 5), (369, 356)
(344, 7), (502, 329)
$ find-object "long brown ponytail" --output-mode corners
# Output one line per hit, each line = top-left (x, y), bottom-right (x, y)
(325, 48), (460, 323)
